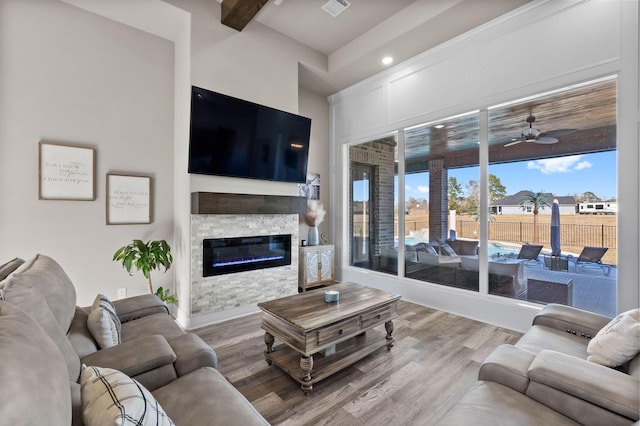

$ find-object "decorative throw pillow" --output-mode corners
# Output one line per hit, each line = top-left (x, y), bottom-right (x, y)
(587, 309), (640, 367)
(80, 365), (174, 426)
(87, 294), (121, 349)
(439, 243), (457, 257)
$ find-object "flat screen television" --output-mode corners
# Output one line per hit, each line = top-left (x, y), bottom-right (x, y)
(188, 86), (312, 183)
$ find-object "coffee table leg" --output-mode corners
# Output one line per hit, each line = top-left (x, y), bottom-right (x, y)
(264, 332), (274, 365)
(300, 355), (313, 393)
(385, 320), (394, 349)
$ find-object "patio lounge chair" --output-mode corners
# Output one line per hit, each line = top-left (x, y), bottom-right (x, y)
(515, 244), (543, 267)
(570, 246), (611, 276)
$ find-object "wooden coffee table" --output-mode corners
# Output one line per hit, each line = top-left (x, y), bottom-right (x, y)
(257, 282), (401, 393)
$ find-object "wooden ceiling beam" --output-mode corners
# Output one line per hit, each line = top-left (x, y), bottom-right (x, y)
(221, 0), (269, 31)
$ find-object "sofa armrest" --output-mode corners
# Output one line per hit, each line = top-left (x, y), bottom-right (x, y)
(532, 303), (611, 338)
(80, 334), (176, 378)
(112, 294), (169, 323)
(168, 333), (218, 375)
(478, 344), (535, 393)
(528, 350), (639, 421)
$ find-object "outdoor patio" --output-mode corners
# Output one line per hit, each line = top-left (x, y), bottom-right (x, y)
(520, 261), (616, 318)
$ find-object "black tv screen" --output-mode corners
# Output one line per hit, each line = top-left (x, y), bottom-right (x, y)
(188, 86), (312, 183)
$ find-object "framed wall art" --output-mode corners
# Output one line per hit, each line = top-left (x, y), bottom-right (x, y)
(39, 142), (95, 200)
(106, 174), (152, 225)
(298, 173), (320, 200)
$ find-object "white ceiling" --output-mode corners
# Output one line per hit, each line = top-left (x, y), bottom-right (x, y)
(252, 0), (534, 96)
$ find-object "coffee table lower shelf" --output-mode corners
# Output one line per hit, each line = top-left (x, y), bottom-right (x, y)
(264, 329), (392, 392)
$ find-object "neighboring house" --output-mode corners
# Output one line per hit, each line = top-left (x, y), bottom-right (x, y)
(490, 191), (576, 215)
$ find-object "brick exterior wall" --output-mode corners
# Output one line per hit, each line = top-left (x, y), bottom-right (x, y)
(429, 158), (448, 242)
(349, 137), (397, 257)
(190, 214), (299, 316)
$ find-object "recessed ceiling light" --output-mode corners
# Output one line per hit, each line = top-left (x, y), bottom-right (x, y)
(382, 56), (393, 65)
(434, 124), (445, 129)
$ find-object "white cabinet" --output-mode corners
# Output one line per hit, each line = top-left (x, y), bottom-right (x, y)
(299, 245), (335, 291)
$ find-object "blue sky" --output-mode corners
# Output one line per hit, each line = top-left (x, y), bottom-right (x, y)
(402, 151), (616, 202)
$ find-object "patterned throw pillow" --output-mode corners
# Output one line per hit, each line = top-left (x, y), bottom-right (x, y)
(81, 365), (174, 426)
(587, 309), (640, 367)
(87, 294), (121, 349)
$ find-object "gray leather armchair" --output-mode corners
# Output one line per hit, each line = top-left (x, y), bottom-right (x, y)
(440, 304), (640, 425)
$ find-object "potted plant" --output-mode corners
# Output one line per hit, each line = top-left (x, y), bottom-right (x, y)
(113, 239), (177, 303)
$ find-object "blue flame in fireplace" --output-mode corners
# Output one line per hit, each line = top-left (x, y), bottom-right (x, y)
(213, 254), (285, 267)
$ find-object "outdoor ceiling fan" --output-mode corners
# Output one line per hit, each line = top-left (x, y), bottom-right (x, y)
(504, 115), (576, 147)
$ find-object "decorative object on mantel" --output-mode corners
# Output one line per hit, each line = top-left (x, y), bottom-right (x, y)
(113, 239), (177, 303)
(107, 174), (152, 225)
(304, 200), (326, 246)
(39, 141), (95, 201)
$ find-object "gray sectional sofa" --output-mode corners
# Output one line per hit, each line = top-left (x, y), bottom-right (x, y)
(440, 303), (640, 425)
(0, 254), (269, 425)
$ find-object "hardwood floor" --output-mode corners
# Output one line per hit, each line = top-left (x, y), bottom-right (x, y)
(192, 300), (522, 425)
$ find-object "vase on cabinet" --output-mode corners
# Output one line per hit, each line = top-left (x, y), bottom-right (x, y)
(307, 226), (319, 246)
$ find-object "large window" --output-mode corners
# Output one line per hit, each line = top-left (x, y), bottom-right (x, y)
(401, 113), (480, 291)
(347, 77), (617, 317)
(486, 77), (617, 316)
(348, 135), (398, 275)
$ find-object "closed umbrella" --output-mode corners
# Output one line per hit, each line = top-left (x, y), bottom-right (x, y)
(550, 199), (561, 256)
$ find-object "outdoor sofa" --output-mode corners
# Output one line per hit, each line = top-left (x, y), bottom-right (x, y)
(0, 254), (269, 425)
(380, 239), (525, 297)
(439, 303), (640, 425)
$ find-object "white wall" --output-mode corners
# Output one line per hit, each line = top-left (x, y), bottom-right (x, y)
(0, 0), (332, 324)
(330, 0), (639, 331)
(0, 0), (175, 306)
(299, 88), (332, 241)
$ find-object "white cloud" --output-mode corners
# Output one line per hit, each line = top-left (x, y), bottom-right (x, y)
(417, 186), (429, 194)
(527, 155), (592, 175)
(574, 161), (592, 170)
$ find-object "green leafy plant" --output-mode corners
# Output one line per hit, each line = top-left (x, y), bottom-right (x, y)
(113, 239), (173, 296)
(155, 286), (178, 304)
(519, 190), (551, 244)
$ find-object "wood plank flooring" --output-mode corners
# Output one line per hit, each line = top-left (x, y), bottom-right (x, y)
(192, 300), (522, 425)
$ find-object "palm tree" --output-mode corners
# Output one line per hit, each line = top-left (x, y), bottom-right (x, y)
(519, 191), (551, 244)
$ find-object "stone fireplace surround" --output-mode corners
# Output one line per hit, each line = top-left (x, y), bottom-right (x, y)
(190, 193), (306, 323)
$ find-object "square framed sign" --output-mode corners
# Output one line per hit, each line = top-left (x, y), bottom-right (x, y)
(39, 142), (95, 200)
(106, 174), (151, 225)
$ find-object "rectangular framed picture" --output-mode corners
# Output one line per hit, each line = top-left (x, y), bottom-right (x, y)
(106, 174), (152, 225)
(39, 142), (95, 200)
(298, 173), (320, 200)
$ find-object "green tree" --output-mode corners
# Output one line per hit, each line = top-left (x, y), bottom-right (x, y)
(489, 174), (507, 203)
(462, 180), (480, 215)
(519, 191), (551, 244)
(448, 176), (463, 212)
(578, 191), (601, 203)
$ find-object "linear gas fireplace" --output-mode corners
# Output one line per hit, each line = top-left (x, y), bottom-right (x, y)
(202, 234), (291, 277)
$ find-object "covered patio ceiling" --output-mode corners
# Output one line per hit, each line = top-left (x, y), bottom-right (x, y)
(404, 78), (617, 173)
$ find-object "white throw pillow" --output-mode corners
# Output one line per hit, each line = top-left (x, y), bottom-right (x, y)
(87, 294), (121, 349)
(81, 365), (174, 426)
(587, 309), (640, 367)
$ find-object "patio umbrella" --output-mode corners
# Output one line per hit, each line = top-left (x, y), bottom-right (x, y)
(550, 199), (561, 256)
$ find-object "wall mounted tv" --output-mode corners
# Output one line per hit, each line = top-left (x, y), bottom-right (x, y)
(188, 86), (312, 183)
